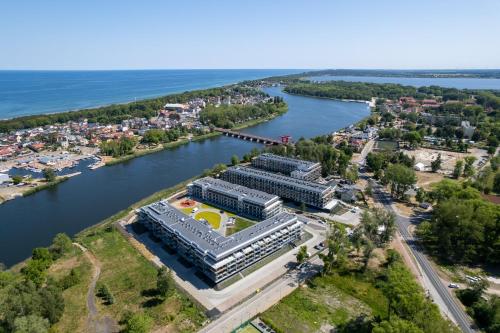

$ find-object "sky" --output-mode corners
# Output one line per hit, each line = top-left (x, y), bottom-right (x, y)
(1, 0), (499, 70)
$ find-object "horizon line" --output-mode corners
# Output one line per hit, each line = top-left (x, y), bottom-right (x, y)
(1, 67), (500, 72)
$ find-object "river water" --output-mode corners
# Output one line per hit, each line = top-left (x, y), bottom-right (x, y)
(0, 87), (369, 266)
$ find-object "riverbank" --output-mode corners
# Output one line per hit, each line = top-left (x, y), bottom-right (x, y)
(284, 90), (376, 107)
(0, 173), (79, 204)
(0, 87), (370, 267)
(103, 110), (287, 167)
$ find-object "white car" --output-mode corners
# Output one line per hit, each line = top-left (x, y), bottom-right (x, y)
(448, 283), (459, 289)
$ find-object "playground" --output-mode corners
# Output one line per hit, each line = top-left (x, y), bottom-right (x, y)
(172, 197), (252, 235)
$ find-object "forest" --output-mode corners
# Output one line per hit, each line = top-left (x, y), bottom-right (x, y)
(0, 86), (266, 133)
(266, 134), (352, 177)
(199, 98), (286, 129)
(416, 180), (500, 265)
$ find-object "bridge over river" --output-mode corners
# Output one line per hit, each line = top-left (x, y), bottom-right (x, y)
(214, 128), (292, 145)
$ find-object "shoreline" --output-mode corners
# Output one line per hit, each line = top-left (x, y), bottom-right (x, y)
(0, 70), (300, 121)
(103, 110), (286, 166)
(0, 110), (287, 204)
(283, 90), (376, 107)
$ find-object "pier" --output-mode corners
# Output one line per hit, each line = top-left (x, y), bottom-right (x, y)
(214, 128), (292, 145)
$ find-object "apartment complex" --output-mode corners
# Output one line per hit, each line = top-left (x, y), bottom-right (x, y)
(221, 166), (336, 209)
(187, 177), (282, 220)
(252, 153), (321, 181)
(138, 201), (302, 283)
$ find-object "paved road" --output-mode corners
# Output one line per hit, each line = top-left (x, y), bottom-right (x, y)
(199, 257), (323, 333)
(371, 181), (474, 333)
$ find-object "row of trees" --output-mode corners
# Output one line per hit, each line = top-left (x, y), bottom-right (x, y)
(199, 100), (287, 129)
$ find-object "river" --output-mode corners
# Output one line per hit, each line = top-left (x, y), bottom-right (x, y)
(0, 87), (370, 266)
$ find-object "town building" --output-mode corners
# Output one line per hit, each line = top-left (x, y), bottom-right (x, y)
(138, 201), (302, 283)
(251, 153), (321, 181)
(221, 166), (336, 209)
(461, 121), (476, 139)
(187, 177), (282, 220)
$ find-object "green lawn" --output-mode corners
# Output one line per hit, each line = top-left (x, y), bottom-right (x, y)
(181, 207), (194, 215)
(261, 273), (388, 333)
(195, 211), (221, 229)
(226, 217), (255, 236)
(235, 324), (260, 333)
(77, 227), (206, 332)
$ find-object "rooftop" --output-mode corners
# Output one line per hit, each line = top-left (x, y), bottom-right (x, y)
(190, 177), (279, 205)
(255, 153), (320, 172)
(225, 166), (333, 193)
(140, 201), (298, 259)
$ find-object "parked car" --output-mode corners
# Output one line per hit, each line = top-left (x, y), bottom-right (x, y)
(448, 283), (459, 289)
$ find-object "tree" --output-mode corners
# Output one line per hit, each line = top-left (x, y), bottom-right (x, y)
(141, 129), (167, 144)
(296, 245), (309, 264)
(97, 284), (115, 305)
(383, 164), (417, 200)
(463, 156), (477, 177)
(372, 317), (424, 333)
(42, 168), (56, 182)
(38, 284), (65, 324)
(453, 160), (463, 179)
(230, 154), (239, 166)
(124, 313), (153, 333)
(402, 131), (422, 149)
(431, 154), (442, 172)
(299, 202), (306, 212)
(13, 315), (50, 333)
(345, 166), (359, 184)
(156, 267), (173, 299)
(49, 233), (72, 259)
(361, 208), (396, 247)
(319, 224), (349, 274)
(12, 175), (23, 185)
(415, 188), (427, 204)
(366, 152), (386, 173)
(494, 172), (500, 194)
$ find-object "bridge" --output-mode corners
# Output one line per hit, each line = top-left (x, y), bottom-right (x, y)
(214, 128), (292, 145)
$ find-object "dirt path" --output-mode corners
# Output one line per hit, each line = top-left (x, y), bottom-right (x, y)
(73, 243), (119, 333)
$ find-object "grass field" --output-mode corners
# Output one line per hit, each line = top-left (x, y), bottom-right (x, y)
(194, 211), (221, 229)
(261, 272), (388, 333)
(226, 217), (255, 235)
(47, 250), (93, 333)
(77, 226), (206, 332)
(181, 207), (194, 215)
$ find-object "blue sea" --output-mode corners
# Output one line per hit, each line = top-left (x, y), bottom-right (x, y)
(0, 69), (304, 119)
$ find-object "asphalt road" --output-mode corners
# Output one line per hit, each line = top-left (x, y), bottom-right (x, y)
(199, 257), (324, 333)
(371, 181), (474, 333)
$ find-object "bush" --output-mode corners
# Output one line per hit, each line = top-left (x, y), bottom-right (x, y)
(97, 283), (115, 305)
